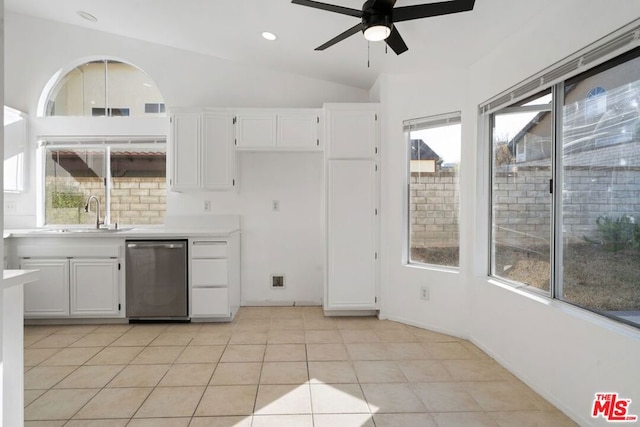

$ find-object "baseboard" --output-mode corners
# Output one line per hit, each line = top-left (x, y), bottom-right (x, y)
(323, 309), (378, 317)
(379, 312), (467, 340)
(468, 336), (586, 426)
(241, 300), (322, 307)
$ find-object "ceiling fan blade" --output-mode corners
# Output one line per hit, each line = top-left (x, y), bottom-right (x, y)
(393, 0), (475, 22)
(291, 0), (363, 18)
(315, 23), (363, 51)
(368, 0), (397, 11)
(385, 26), (408, 55)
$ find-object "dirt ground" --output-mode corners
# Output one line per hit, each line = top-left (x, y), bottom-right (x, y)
(412, 244), (640, 311)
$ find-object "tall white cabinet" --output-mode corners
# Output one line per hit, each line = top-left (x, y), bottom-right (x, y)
(325, 104), (379, 311)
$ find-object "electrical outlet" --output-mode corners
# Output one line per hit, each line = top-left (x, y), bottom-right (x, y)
(420, 286), (430, 301)
(271, 275), (285, 288)
(4, 200), (17, 214)
(272, 200), (280, 212)
(203, 200), (211, 212)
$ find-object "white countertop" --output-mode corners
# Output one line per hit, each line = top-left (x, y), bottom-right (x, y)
(3, 269), (39, 289)
(4, 227), (240, 238)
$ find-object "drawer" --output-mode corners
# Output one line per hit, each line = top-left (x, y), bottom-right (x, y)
(191, 288), (229, 317)
(191, 241), (227, 258)
(192, 259), (228, 286)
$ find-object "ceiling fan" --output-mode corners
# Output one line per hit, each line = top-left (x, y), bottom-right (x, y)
(291, 0), (476, 55)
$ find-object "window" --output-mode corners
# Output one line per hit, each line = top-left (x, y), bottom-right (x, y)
(405, 113), (461, 268)
(4, 106), (27, 193)
(487, 45), (640, 328)
(45, 60), (164, 117)
(491, 90), (552, 293)
(42, 139), (166, 226)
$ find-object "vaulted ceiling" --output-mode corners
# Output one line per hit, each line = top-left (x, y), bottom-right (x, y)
(5, 0), (555, 89)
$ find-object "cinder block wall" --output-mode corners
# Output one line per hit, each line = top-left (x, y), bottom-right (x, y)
(45, 177), (166, 225)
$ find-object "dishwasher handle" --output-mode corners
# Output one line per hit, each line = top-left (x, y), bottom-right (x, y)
(127, 242), (185, 249)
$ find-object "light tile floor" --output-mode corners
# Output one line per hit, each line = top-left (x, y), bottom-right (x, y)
(23, 307), (577, 426)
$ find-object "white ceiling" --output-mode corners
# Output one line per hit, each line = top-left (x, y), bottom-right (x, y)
(5, 0), (554, 89)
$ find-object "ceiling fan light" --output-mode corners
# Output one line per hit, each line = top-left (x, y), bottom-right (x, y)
(262, 32), (278, 41)
(364, 25), (391, 42)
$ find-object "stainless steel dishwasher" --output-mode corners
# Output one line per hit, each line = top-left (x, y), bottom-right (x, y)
(126, 240), (188, 320)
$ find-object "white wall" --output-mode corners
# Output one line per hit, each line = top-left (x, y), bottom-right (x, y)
(0, 0), (5, 422)
(467, 2), (640, 426)
(168, 152), (325, 306)
(377, 68), (471, 337)
(4, 12), (368, 304)
(378, 1), (640, 426)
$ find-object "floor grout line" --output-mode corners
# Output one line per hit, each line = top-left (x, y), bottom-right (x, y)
(23, 308), (578, 426)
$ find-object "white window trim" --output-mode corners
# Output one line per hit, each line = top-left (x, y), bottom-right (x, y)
(403, 111), (462, 271)
(37, 136), (166, 227)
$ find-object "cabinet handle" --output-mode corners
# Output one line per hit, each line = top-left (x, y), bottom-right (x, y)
(193, 241), (226, 246)
(127, 243), (184, 249)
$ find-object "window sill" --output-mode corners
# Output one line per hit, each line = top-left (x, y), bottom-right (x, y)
(486, 277), (640, 339)
(406, 262), (459, 274)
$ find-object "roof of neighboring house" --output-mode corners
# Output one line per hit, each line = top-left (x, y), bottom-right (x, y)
(508, 111), (550, 150)
(410, 139), (441, 161)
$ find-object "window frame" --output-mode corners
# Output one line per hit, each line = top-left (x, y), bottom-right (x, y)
(488, 90), (554, 297)
(37, 58), (165, 118)
(38, 138), (166, 228)
(404, 111), (462, 270)
(483, 32), (640, 329)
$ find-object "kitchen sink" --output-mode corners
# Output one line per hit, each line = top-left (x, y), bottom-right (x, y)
(42, 227), (132, 233)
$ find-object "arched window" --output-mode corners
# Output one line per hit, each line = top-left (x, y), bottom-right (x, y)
(38, 58), (167, 226)
(43, 59), (165, 117)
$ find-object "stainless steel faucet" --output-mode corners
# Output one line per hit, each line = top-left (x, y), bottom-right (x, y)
(84, 195), (104, 229)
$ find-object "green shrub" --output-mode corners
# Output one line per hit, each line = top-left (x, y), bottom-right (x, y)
(51, 192), (85, 209)
(586, 214), (640, 251)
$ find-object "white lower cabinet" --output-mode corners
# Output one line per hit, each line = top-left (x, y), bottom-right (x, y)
(20, 257), (120, 319)
(189, 236), (240, 320)
(191, 288), (229, 317)
(70, 259), (119, 316)
(192, 259), (228, 286)
(21, 259), (70, 317)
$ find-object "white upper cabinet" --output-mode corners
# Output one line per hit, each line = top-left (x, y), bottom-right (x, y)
(326, 105), (378, 159)
(236, 112), (277, 148)
(171, 112), (200, 190)
(277, 112), (320, 149)
(235, 109), (322, 150)
(170, 109), (235, 191)
(203, 112), (235, 189)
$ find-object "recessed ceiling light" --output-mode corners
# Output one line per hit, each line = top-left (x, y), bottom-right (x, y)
(262, 32), (277, 41)
(77, 10), (97, 23)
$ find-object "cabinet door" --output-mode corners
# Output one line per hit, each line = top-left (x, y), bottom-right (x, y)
(327, 109), (377, 159)
(70, 259), (119, 317)
(192, 259), (228, 286)
(171, 112), (200, 190)
(191, 288), (229, 317)
(236, 113), (277, 148)
(20, 259), (69, 317)
(327, 160), (377, 309)
(202, 113), (235, 189)
(277, 113), (320, 149)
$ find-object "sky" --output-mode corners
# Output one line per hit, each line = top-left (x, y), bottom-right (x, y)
(410, 123), (461, 164)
